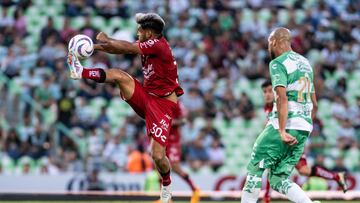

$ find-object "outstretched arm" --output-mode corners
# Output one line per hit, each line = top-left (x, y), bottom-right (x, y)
(94, 32), (141, 55)
(311, 93), (318, 121)
(276, 86), (298, 145)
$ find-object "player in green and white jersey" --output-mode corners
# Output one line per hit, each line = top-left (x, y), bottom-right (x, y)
(241, 28), (317, 203)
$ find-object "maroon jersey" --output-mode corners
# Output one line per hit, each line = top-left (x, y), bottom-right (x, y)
(138, 37), (184, 97)
(264, 103), (273, 116)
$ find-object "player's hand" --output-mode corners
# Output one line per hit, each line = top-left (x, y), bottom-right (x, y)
(96, 32), (109, 43)
(280, 131), (298, 145)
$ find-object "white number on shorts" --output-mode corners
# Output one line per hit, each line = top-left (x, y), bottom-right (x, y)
(151, 123), (167, 143)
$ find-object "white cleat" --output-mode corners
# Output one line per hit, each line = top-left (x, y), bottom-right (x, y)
(160, 184), (172, 203)
(67, 51), (83, 79)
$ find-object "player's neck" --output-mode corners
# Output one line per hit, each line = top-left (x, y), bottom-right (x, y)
(275, 46), (292, 58)
(151, 34), (162, 39)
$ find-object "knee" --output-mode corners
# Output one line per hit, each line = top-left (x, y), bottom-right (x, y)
(150, 149), (165, 163)
(269, 174), (292, 194)
(298, 166), (311, 176)
(243, 174), (262, 192)
(108, 69), (131, 83)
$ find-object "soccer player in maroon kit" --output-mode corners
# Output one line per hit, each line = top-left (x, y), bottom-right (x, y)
(67, 13), (183, 203)
(165, 102), (200, 203)
(261, 80), (348, 203)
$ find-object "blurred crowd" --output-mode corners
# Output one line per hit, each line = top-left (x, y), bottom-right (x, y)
(0, 0), (359, 175)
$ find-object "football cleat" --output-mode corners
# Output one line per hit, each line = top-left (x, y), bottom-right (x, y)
(67, 50), (83, 79)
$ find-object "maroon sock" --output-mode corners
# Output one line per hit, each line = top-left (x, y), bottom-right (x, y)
(264, 179), (271, 201)
(311, 165), (339, 181)
(82, 68), (106, 83)
(181, 173), (197, 191)
(160, 170), (171, 186)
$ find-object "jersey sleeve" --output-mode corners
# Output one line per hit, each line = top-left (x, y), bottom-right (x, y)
(138, 39), (162, 55)
(269, 60), (287, 89)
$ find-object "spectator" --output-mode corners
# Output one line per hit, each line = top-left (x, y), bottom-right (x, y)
(337, 118), (357, 150)
(207, 137), (225, 172)
(57, 88), (75, 127)
(35, 157), (61, 175)
(40, 17), (60, 46)
(60, 136), (83, 172)
(103, 134), (128, 171)
(80, 14), (98, 40)
(4, 128), (24, 160)
(60, 17), (77, 44)
(181, 88), (204, 114)
(26, 124), (51, 159)
(332, 157), (348, 172)
(95, 0), (119, 19)
(15, 156), (34, 175)
(187, 132), (210, 171)
(13, 9), (27, 38)
(65, 0), (87, 17)
(82, 169), (106, 191)
(0, 8), (14, 28)
(126, 144), (152, 173)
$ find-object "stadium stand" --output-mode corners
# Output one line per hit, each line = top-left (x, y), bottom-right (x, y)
(0, 0), (359, 178)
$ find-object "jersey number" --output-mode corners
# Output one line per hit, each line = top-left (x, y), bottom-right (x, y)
(298, 74), (311, 102)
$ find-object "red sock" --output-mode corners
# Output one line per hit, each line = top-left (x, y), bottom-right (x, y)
(160, 170), (171, 186)
(181, 173), (197, 191)
(312, 165), (339, 181)
(264, 179), (271, 203)
(82, 68), (106, 82)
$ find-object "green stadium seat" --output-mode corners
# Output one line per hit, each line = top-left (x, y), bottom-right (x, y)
(71, 17), (86, 30)
(109, 17), (123, 30)
(242, 8), (254, 22)
(306, 49), (321, 65)
(91, 16), (107, 30)
(1, 155), (15, 174)
(258, 8), (271, 23)
(278, 9), (290, 25)
(344, 148), (359, 171)
(295, 9), (306, 24)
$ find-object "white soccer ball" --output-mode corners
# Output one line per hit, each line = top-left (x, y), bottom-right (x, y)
(68, 34), (94, 59)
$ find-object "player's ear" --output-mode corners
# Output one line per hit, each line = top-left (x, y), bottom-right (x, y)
(146, 30), (152, 39)
(270, 39), (276, 48)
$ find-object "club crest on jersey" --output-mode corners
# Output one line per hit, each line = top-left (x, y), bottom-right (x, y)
(139, 39), (159, 49)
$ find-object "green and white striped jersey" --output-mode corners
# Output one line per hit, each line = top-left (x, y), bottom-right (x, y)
(268, 51), (314, 132)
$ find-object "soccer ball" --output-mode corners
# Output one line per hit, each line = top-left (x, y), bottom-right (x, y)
(68, 34), (94, 59)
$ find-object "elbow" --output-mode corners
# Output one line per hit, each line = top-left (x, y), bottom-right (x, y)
(276, 95), (288, 104)
(313, 101), (318, 110)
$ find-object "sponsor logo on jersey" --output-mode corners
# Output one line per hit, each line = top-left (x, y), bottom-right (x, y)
(142, 64), (155, 79)
(139, 39), (160, 49)
(89, 70), (100, 77)
(271, 63), (277, 69)
(160, 119), (169, 132)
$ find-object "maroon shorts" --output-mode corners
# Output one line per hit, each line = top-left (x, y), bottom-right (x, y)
(295, 153), (308, 170)
(125, 79), (177, 146)
(166, 139), (181, 163)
